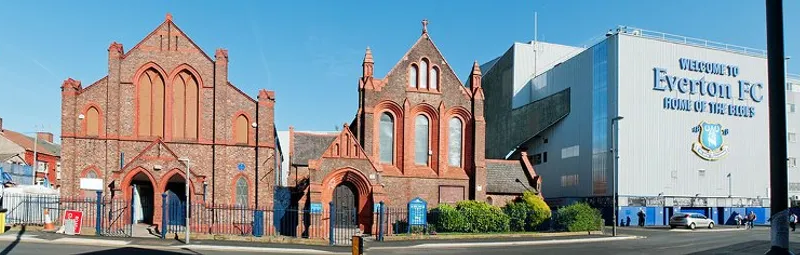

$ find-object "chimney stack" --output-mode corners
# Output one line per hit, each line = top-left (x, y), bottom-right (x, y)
(0, 117), (3, 132)
(36, 132), (54, 143)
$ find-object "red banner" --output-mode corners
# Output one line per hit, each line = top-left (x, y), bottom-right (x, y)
(63, 210), (83, 234)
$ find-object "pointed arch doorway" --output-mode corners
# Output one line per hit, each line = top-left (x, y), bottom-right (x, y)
(333, 182), (358, 226)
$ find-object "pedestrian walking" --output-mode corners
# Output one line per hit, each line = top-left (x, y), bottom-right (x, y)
(735, 213), (743, 228)
(746, 211), (757, 230)
(637, 209), (646, 227)
(790, 213), (797, 232)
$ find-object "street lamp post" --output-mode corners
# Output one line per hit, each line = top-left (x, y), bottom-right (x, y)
(178, 157), (191, 244)
(611, 116), (624, 237)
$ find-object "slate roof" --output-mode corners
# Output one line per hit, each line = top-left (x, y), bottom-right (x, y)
(292, 132), (338, 166)
(486, 160), (535, 195)
(0, 153), (19, 162)
(0, 130), (61, 157)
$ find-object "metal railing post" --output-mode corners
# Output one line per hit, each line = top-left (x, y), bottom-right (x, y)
(161, 193), (167, 239)
(378, 201), (384, 241)
(329, 201), (335, 246)
(95, 191), (102, 236)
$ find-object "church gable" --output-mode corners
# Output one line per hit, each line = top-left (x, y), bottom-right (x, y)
(378, 20), (472, 99)
(118, 139), (203, 178)
(320, 125), (371, 161)
(124, 13), (212, 62)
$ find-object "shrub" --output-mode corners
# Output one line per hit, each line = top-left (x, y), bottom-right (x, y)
(428, 204), (468, 233)
(555, 202), (603, 232)
(504, 191), (552, 231)
(456, 200), (510, 233)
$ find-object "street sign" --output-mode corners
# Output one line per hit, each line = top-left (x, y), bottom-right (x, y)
(63, 210), (83, 234)
(79, 178), (103, 191)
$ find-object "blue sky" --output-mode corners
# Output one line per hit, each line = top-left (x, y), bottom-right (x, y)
(0, 0), (797, 140)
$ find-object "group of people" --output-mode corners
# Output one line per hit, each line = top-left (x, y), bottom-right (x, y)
(734, 211), (759, 229)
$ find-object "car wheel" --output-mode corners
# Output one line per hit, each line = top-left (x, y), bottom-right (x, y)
(689, 223), (696, 230)
(670, 225), (676, 229)
(708, 222), (714, 229)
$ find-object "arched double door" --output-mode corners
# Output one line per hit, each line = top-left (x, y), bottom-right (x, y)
(333, 182), (358, 226)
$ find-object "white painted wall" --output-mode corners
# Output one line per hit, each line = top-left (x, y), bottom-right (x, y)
(616, 34), (771, 198)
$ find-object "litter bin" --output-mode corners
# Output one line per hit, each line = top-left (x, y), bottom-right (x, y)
(0, 208), (7, 234)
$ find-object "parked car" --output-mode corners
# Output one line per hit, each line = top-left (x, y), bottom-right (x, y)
(669, 212), (714, 230)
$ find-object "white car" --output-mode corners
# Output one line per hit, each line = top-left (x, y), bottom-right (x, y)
(669, 212), (714, 230)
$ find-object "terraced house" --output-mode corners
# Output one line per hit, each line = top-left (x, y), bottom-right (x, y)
(59, 14), (280, 225)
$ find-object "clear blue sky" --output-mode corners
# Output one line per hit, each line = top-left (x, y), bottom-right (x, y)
(0, 0), (797, 141)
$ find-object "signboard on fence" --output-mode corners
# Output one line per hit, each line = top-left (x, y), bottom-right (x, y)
(310, 202), (323, 214)
(63, 210), (83, 235)
(407, 197), (427, 226)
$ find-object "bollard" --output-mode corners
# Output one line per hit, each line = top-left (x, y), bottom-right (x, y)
(0, 208), (7, 234)
(351, 235), (363, 255)
(95, 191), (102, 236)
(161, 193), (167, 239)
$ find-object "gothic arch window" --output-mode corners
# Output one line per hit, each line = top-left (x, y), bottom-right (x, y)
(85, 170), (98, 179)
(235, 177), (248, 207)
(409, 64), (418, 88)
(137, 68), (165, 137)
(419, 59), (429, 89)
(430, 66), (439, 90)
(448, 117), (463, 167)
(414, 114), (430, 165)
(234, 114), (249, 144)
(172, 70), (199, 140)
(379, 112), (394, 164)
(85, 107), (100, 137)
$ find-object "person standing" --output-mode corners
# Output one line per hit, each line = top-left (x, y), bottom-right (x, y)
(637, 209), (646, 227)
(735, 213), (743, 229)
(790, 212), (798, 232)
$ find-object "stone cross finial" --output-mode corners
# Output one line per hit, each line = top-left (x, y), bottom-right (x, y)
(422, 19), (428, 35)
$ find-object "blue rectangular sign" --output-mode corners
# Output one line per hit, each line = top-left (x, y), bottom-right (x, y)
(408, 197), (427, 226)
(310, 203), (323, 214)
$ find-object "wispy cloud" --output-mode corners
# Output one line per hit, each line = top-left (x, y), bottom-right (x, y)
(32, 59), (58, 79)
(304, 35), (361, 77)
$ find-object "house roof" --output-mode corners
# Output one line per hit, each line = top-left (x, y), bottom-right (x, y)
(291, 132), (338, 166)
(0, 130), (61, 157)
(486, 160), (535, 195)
(0, 153), (19, 162)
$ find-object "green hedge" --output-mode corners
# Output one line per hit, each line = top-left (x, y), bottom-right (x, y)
(429, 201), (510, 233)
(554, 202), (603, 232)
(504, 191), (552, 231)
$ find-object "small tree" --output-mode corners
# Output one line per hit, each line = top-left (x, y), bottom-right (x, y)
(504, 191), (552, 231)
(521, 191), (551, 230)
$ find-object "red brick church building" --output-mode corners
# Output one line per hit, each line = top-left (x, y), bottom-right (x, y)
(60, 14), (279, 224)
(287, 21), (542, 233)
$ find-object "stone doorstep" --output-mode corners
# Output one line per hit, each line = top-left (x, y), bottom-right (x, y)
(379, 231), (605, 241)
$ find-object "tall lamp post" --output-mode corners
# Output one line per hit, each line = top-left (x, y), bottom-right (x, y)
(178, 157), (191, 244)
(611, 116), (624, 237)
(765, 0), (790, 253)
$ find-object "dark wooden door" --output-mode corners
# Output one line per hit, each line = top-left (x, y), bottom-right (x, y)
(333, 184), (357, 226)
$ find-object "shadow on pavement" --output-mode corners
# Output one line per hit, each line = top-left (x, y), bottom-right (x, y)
(0, 225), (25, 255)
(76, 247), (190, 255)
(687, 240), (800, 254)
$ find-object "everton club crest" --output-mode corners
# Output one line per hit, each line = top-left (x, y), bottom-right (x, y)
(691, 122), (729, 161)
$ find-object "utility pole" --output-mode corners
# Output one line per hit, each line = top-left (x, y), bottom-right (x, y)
(765, 0), (790, 254)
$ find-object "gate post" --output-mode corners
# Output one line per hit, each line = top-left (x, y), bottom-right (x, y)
(329, 201), (335, 246)
(130, 185), (136, 225)
(161, 193), (167, 239)
(378, 201), (384, 241)
(253, 210), (264, 237)
(95, 191), (102, 236)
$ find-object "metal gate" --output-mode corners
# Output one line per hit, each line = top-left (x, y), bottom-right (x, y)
(99, 198), (133, 237)
(331, 184), (359, 246)
(166, 191), (187, 234)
